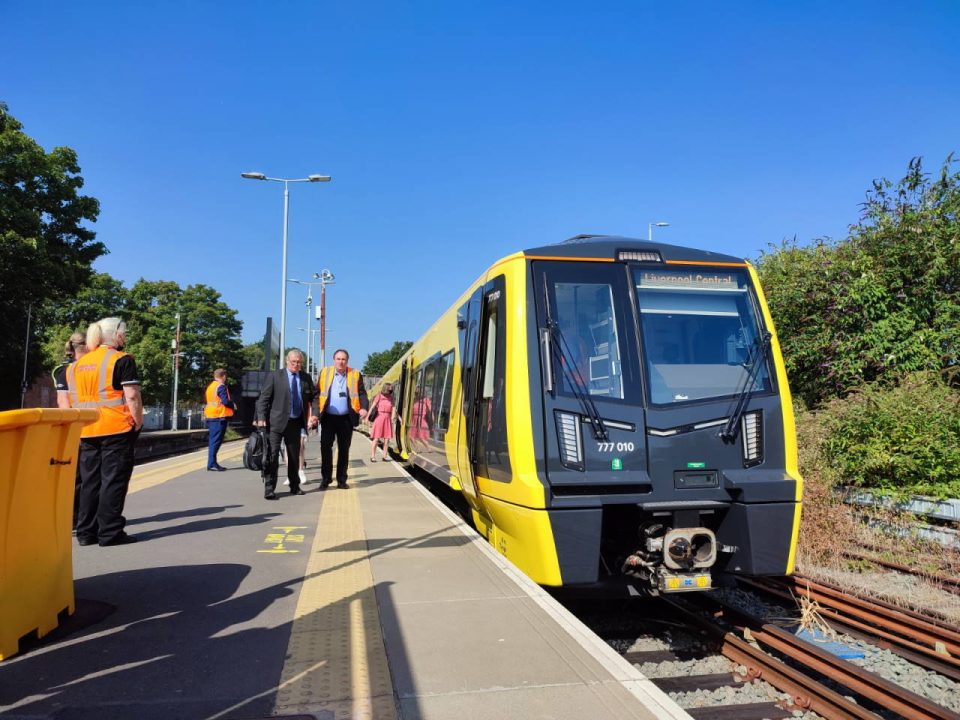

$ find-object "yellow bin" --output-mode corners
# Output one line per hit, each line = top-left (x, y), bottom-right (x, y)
(0, 408), (98, 660)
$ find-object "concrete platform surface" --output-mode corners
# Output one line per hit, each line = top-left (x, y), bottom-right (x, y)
(0, 436), (689, 720)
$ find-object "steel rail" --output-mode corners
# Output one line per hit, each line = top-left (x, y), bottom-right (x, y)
(702, 596), (960, 720)
(665, 597), (882, 720)
(786, 575), (960, 655)
(842, 549), (960, 595)
(743, 576), (960, 682)
(742, 577), (960, 678)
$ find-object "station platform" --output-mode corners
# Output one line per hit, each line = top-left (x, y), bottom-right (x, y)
(0, 434), (688, 720)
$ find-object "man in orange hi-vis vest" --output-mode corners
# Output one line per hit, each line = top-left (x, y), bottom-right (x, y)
(66, 317), (144, 547)
(316, 348), (368, 489)
(204, 368), (236, 471)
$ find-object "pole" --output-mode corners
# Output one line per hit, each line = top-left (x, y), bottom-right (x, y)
(305, 292), (312, 373)
(172, 313), (181, 430)
(320, 282), (327, 369)
(279, 182), (290, 369)
(20, 304), (32, 408)
(648, 223), (653, 242)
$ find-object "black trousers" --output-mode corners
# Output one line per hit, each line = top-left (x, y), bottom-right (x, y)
(76, 430), (137, 543)
(320, 413), (354, 483)
(265, 417), (303, 493)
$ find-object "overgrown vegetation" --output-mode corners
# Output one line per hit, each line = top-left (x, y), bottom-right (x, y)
(758, 155), (960, 503)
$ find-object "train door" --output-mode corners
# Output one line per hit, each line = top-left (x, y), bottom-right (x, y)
(533, 261), (647, 490)
(468, 276), (510, 484)
(456, 286), (482, 502)
(394, 358), (410, 455)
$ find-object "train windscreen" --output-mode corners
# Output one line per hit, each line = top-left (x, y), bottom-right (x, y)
(633, 267), (772, 405)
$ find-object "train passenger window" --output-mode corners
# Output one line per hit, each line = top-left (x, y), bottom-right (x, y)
(435, 351), (455, 432)
(633, 267), (773, 404)
(475, 281), (510, 483)
(553, 282), (624, 399)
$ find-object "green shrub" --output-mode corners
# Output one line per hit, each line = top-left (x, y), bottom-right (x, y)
(816, 372), (960, 498)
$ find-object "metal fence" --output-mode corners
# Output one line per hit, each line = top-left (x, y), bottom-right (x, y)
(142, 404), (208, 432)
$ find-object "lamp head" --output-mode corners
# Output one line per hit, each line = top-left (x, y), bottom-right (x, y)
(308, 174), (332, 182)
(654, 222), (670, 228)
(241, 172), (266, 180)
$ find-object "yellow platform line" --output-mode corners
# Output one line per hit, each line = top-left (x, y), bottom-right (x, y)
(272, 483), (397, 719)
(128, 441), (245, 495)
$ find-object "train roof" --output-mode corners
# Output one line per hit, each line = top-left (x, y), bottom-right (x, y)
(522, 234), (746, 265)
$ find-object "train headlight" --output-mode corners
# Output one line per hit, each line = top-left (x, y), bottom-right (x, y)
(742, 410), (763, 467)
(555, 411), (584, 470)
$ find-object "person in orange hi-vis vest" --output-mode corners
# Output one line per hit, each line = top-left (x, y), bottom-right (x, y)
(315, 348), (368, 489)
(66, 317), (144, 547)
(204, 368), (236, 471)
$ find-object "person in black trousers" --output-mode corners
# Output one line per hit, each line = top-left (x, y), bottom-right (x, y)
(255, 350), (316, 500)
(315, 348), (368, 489)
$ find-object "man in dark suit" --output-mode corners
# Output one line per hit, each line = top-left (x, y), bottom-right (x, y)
(255, 349), (317, 500)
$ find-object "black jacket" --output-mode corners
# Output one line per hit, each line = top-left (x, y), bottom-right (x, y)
(255, 369), (316, 432)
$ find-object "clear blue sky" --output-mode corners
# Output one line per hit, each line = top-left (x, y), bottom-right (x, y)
(4, 2), (959, 370)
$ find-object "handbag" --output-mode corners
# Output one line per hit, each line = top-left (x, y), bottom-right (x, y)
(367, 394), (380, 422)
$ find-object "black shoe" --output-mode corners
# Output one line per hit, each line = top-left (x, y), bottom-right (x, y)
(319, 481), (331, 490)
(264, 491), (278, 500)
(99, 534), (137, 546)
(215, 464), (228, 471)
(290, 488), (306, 496)
(337, 481), (348, 489)
(77, 536), (97, 546)
(207, 466), (226, 472)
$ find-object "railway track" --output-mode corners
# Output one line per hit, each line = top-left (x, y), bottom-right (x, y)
(742, 574), (960, 682)
(839, 550), (960, 597)
(567, 579), (960, 720)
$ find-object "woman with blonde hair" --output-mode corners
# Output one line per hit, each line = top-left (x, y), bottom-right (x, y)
(67, 317), (144, 546)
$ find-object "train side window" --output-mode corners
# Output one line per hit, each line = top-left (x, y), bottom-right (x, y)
(435, 351), (455, 432)
(474, 279), (510, 483)
(407, 365), (426, 443)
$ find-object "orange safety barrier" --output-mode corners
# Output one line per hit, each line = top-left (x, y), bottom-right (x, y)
(0, 408), (98, 660)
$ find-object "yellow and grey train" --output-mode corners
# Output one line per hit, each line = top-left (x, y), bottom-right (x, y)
(372, 235), (802, 594)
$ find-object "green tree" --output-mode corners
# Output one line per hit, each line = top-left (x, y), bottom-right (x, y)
(362, 340), (412, 376)
(122, 279), (245, 405)
(40, 272), (128, 367)
(0, 103), (103, 408)
(242, 340), (266, 370)
(757, 155), (960, 407)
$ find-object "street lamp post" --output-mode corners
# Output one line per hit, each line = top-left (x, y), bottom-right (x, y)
(648, 221), (670, 242)
(241, 171), (331, 369)
(314, 269), (335, 368)
(290, 276), (327, 374)
(171, 312), (181, 430)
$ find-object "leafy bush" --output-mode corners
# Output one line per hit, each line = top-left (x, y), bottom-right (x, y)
(816, 372), (960, 498)
(756, 155), (960, 408)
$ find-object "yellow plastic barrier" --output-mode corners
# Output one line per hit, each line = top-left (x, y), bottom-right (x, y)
(0, 408), (98, 660)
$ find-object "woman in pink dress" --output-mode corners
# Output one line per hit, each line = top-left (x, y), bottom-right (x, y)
(369, 383), (396, 461)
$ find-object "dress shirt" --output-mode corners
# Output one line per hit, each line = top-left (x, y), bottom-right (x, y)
(327, 371), (349, 415)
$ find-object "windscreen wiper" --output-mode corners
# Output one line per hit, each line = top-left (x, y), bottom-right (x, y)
(719, 332), (771, 443)
(546, 318), (609, 442)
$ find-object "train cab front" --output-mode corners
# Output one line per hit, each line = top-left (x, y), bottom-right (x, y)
(529, 239), (802, 595)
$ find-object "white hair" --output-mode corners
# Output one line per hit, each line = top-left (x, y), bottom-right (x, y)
(87, 317), (127, 350)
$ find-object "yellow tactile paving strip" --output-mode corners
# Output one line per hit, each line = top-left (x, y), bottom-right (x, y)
(272, 481), (397, 719)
